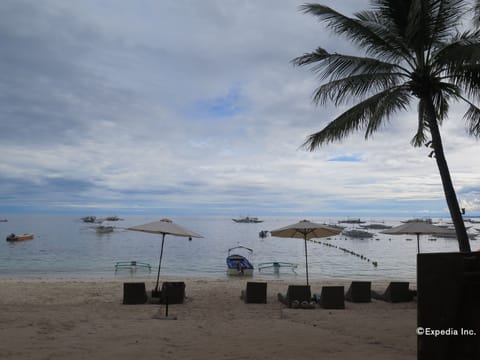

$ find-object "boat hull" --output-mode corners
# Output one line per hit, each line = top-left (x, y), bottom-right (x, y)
(226, 254), (254, 276)
(6, 234), (34, 242)
(227, 268), (254, 276)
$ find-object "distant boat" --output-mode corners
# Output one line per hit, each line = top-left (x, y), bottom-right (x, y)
(322, 223), (346, 231)
(360, 224), (392, 230)
(338, 218), (365, 224)
(232, 217), (263, 223)
(96, 225), (114, 233)
(81, 216), (97, 223)
(105, 216), (122, 221)
(401, 218), (433, 224)
(6, 233), (34, 242)
(0, 219), (7, 222)
(342, 229), (374, 238)
(259, 230), (269, 238)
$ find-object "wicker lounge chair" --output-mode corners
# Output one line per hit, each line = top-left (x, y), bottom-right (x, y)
(277, 285), (312, 308)
(241, 281), (267, 303)
(159, 282), (186, 304)
(372, 282), (414, 303)
(314, 286), (345, 309)
(123, 282), (148, 304)
(345, 281), (371, 302)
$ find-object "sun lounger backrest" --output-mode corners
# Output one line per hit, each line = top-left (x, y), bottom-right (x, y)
(123, 282), (147, 304)
(286, 285), (311, 306)
(345, 281), (371, 302)
(384, 282), (412, 303)
(244, 282), (267, 303)
(320, 286), (345, 309)
(160, 282), (186, 304)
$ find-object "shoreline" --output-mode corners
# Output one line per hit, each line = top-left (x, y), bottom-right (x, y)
(0, 277), (416, 359)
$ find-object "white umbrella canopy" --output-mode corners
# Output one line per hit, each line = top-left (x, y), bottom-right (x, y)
(382, 221), (455, 253)
(270, 220), (342, 285)
(128, 218), (203, 293)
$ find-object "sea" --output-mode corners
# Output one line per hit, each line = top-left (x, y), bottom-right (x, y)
(0, 215), (476, 282)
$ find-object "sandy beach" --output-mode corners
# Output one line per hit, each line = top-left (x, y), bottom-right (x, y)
(0, 278), (416, 359)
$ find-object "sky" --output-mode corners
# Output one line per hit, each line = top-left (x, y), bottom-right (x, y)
(1, 0), (480, 218)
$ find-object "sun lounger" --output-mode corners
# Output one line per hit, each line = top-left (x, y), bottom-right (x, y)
(159, 282), (186, 304)
(345, 281), (371, 302)
(314, 286), (345, 309)
(277, 285), (312, 308)
(241, 281), (267, 303)
(123, 282), (148, 304)
(372, 282), (414, 303)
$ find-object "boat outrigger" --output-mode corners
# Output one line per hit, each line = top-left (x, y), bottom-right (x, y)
(226, 246), (254, 276)
(114, 261), (152, 273)
(258, 261), (298, 274)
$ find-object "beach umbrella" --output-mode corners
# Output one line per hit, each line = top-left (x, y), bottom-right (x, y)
(382, 221), (455, 253)
(128, 218), (203, 293)
(270, 220), (342, 285)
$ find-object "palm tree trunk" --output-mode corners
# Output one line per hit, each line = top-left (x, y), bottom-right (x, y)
(425, 99), (471, 252)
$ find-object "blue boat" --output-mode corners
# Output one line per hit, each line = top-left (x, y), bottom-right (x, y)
(226, 246), (254, 276)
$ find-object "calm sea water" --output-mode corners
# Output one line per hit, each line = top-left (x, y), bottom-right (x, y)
(0, 215), (476, 282)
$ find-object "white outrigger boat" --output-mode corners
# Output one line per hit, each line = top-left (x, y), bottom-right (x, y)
(226, 246), (254, 276)
(258, 261), (298, 274)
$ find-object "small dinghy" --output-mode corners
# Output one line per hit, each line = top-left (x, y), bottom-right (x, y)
(6, 233), (34, 242)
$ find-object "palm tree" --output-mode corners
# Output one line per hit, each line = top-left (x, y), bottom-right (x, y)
(292, 0), (480, 253)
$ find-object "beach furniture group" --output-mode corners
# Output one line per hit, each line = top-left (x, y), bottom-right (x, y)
(122, 280), (416, 309)
(122, 281), (186, 305)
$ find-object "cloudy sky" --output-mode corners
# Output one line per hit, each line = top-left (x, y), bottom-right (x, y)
(1, 0), (480, 217)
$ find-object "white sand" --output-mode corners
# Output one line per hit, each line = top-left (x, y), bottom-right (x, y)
(0, 277), (416, 359)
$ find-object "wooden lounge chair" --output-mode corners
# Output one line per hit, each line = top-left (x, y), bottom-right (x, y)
(159, 282), (186, 304)
(345, 281), (371, 303)
(315, 286), (345, 309)
(277, 285), (312, 308)
(241, 281), (267, 303)
(123, 282), (148, 304)
(372, 282), (414, 303)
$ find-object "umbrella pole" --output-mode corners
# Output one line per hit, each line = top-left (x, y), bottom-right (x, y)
(155, 233), (166, 293)
(417, 233), (420, 254)
(304, 237), (309, 286)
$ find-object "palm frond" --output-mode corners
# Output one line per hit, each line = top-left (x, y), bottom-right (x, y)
(447, 64), (480, 100)
(462, 99), (480, 137)
(292, 48), (406, 81)
(433, 30), (480, 70)
(372, 0), (466, 52)
(311, 72), (404, 106)
(429, 0), (468, 44)
(303, 86), (411, 151)
(300, 4), (411, 62)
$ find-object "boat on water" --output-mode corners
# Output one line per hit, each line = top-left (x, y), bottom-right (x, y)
(342, 229), (374, 238)
(360, 224), (392, 230)
(259, 230), (269, 238)
(114, 261), (151, 273)
(338, 218), (365, 224)
(401, 218), (433, 224)
(96, 225), (114, 233)
(81, 216), (97, 223)
(0, 219), (7, 222)
(6, 233), (34, 242)
(258, 261), (298, 273)
(105, 216), (122, 221)
(226, 246), (254, 276)
(232, 217), (263, 223)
